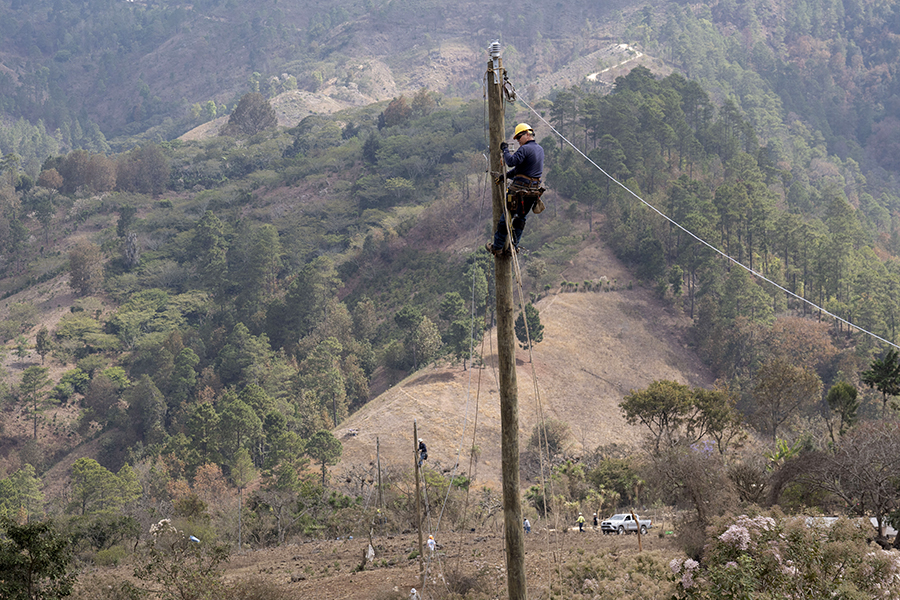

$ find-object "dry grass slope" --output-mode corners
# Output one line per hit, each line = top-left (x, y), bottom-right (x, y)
(334, 240), (714, 490)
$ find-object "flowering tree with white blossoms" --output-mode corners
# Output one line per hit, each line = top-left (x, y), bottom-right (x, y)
(133, 519), (229, 600)
(671, 511), (900, 599)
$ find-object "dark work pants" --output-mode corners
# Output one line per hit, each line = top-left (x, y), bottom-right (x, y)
(493, 211), (527, 250)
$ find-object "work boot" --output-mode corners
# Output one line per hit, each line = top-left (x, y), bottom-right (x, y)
(484, 242), (499, 256)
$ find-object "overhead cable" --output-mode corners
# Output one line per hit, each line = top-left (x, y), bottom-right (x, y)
(508, 85), (900, 351)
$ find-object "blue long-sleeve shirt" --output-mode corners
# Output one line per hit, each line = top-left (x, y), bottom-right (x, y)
(502, 139), (544, 180)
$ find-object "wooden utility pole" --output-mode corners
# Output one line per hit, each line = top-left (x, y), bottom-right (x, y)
(487, 41), (527, 600)
(376, 436), (384, 516)
(414, 420), (425, 588)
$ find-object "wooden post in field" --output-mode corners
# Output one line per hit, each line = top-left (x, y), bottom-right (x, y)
(631, 509), (643, 552)
(377, 436), (383, 515)
(414, 420), (425, 587)
(487, 41), (527, 600)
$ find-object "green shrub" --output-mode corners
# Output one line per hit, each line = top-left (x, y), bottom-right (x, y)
(52, 381), (76, 402)
(587, 458), (639, 507)
(94, 545), (128, 566)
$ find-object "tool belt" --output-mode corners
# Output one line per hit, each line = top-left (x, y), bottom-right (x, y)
(507, 176), (546, 215)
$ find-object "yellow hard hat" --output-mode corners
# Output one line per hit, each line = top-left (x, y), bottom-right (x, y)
(514, 123), (533, 139)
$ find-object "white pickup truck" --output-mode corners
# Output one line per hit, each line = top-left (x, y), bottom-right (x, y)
(600, 513), (651, 535)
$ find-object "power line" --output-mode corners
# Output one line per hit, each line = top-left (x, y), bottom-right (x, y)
(508, 85), (900, 351)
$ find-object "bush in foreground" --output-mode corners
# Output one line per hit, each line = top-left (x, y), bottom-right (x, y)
(560, 549), (677, 599)
(671, 511), (900, 599)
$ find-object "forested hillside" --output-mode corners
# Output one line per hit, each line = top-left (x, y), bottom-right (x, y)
(2, 1), (900, 597)
(0, 0), (633, 158)
(3, 0), (900, 184)
(0, 59), (896, 534)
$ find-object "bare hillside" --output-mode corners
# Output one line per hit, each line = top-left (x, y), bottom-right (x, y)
(333, 241), (714, 491)
(178, 41), (667, 142)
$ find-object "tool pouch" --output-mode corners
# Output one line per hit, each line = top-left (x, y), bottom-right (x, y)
(507, 185), (546, 215)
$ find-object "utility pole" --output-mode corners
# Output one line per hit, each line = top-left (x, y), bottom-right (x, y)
(487, 41), (527, 600)
(631, 509), (643, 552)
(414, 420), (425, 588)
(377, 436), (384, 516)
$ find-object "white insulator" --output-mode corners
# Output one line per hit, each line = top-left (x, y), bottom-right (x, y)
(489, 41), (501, 58)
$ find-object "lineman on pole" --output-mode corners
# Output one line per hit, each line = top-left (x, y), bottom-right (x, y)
(486, 123), (546, 256)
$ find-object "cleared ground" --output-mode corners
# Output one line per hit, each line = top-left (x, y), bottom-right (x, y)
(75, 524), (682, 600)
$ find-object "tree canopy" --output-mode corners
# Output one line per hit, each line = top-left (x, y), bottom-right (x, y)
(305, 430), (342, 486)
(220, 93), (277, 138)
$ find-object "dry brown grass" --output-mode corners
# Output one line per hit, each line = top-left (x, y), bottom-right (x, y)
(334, 238), (715, 491)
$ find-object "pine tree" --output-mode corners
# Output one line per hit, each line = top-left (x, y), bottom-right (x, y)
(515, 303), (544, 351)
(231, 448), (256, 552)
(305, 430), (342, 486)
(20, 366), (49, 440)
(34, 327), (52, 365)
